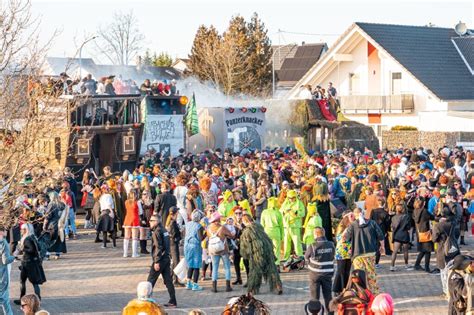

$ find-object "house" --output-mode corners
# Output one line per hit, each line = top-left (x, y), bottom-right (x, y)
(42, 57), (181, 83)
(272, 43), (327, 97)
(171, 58), (190, 73)
(286, 22), (474, 140)
(276, 43), (327, 90)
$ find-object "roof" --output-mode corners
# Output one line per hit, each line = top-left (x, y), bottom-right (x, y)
(271, 45), (298, 71)
(277, 44), (326, 85)
(355, 22), (474, 101)
(452, 36), (474, 74)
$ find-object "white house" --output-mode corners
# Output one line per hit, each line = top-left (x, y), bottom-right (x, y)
(286, 22), (474, 139)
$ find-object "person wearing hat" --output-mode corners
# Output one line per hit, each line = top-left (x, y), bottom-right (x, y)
(122, 281), (166, 315)
(217, 190), (236, 218)
(280, 190), (306, 261)
(206, 211), (235, 293)
(147, 214), (177, 308)
(303, 203), (323, 246)
(447, 254), (474, 314)
(260, 197), (284, 265)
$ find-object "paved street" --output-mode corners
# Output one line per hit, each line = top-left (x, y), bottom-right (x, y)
(8, 218), (473, 314)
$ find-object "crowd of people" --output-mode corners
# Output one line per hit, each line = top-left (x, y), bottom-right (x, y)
(32, 72), (179, 97)
(1, 144), (474, 314)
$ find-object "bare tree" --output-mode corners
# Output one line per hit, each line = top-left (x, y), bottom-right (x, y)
(94, 10), (145, 66)
(0, 0), (63, 228)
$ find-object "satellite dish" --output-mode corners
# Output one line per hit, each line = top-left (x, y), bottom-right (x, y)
(455, 21), (468, 36)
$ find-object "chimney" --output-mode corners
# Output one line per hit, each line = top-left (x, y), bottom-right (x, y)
(136, 56), (142, 71)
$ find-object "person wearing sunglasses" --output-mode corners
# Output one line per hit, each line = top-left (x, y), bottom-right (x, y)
(19, 294), (40, 315)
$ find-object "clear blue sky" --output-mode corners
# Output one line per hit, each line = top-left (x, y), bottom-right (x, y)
(32, 0), (473, 63)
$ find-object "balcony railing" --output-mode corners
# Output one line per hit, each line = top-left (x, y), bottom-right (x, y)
(340, 94), (414, 112)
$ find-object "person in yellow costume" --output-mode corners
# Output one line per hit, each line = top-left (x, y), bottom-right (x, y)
(218, 190), (237, 218)
(260, 197), (284, 265)
(303, 202), (323, 246)
(280, 190), (305, 260)
(122, 281), (166, 315)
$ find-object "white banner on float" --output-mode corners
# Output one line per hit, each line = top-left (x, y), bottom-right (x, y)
(141, 115), (184, 157)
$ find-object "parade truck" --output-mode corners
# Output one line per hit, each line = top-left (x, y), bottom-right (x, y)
(139, 94), (189, 158)
(38, 93), (144, 175)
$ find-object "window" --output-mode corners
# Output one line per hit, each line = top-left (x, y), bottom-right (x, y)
(349, 73), (360, 95)
(391, 72), (402, 95)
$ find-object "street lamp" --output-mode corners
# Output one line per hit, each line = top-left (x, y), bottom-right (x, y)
(272, 43), (297, 99)
(79, 35), (98, 78)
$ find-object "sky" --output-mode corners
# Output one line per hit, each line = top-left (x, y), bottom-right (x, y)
(31, 0), (473, 64)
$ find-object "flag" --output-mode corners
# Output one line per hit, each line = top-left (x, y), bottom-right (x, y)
(185, 93), (199, 137)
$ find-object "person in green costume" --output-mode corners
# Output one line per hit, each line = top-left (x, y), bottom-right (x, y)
(239, 213), (283, 295)
(303, 202), (323, 246)
(218, 190), (236, 218)
(260, 197), (284, 265)
(280, 190), (306, 260)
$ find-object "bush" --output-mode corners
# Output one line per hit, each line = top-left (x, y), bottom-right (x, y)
(391, 125), (418, 131)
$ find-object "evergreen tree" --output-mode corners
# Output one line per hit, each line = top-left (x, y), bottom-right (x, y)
(142, 49), (154, 66)
(153, 52), (174, 67)
(246, 13), (273, 96)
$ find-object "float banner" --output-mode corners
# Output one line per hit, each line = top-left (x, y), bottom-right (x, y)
(223, 110), (266, 152)
(141, 115), (184, 157)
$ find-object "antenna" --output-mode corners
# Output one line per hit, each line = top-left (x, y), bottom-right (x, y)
(454, 21), (468, 36)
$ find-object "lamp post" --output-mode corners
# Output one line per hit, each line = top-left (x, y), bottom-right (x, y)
(79, 36), (98, 78)
(272, 43), (297, 99)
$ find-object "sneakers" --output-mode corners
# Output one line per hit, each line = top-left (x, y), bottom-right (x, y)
(186, 281), (193, 290)
(192, 283), (203, 291)
(164, 302), (177, 308)
(390, 266), (396, 272)
(429, 268), (441, 275)
(375, 264), (380, 269)
(405, 264), (414, 271)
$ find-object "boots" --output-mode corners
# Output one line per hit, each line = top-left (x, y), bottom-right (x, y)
(212, 281), (218, 293)
(461, 236), (466, 245)
(94, 232), (102, 243)
(123, 239), (130, 258)
(132, 240), (140, 258)
(140, 240), (150, 254)
(232, 278), (242, 285)
(226, 280), (233, 292)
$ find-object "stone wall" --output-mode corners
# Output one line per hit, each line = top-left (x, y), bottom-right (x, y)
(382, 131), (474, 150)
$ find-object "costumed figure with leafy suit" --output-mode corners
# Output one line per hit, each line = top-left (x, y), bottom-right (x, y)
(280, 190), (306, 260)
(312, 177), (333, 242)
(218, 190), (237, 218)
(239, 214), (283, 295)
(260, 197), (284, 265)
(303, 202), (323, 246)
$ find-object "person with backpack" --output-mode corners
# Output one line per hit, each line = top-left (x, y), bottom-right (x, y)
(344, 207), (384, 294)
(13, 223), (46, 305)
(447, 254), (473, 315)
(330, 269), (375, 315)
(433, 204), (461, 299)
(206, 211), (235, 293)
(390, 204), (413, 271)
(305, 227), (335, 314)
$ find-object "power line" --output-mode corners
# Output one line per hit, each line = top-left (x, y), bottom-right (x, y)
(274, 29), (340, 36)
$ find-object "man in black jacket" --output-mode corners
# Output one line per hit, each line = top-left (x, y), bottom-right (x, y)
(167, 207), (184, 286)
(154, 182), (177, 227)
(147, 215), (177, 308)
(448, 254), (473, 315)
(304, 227), (335, 315)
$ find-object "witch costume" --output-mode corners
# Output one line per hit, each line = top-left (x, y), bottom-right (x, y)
(239, 221), (282, 295)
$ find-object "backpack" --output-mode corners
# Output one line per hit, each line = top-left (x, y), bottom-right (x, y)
(443, 223), (460, 260)
(336, 288), (372, 315)
(208, 228), (225, 255)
